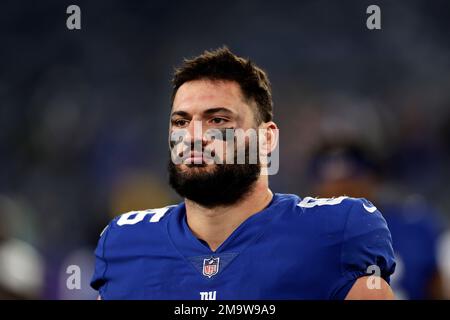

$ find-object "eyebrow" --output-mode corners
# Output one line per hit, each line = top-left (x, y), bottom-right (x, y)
(171, 107), (236, 118)
(171, 110), (189, 118)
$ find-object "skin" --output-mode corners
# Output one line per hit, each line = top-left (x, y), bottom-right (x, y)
(346, 276), (395, 300)
(168, 79), (394, 300)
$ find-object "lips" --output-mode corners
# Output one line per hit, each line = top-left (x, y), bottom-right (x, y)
(180, 150), (204, 164)
(187, 151), (204, 164)
(181, 150), (217, 164)
(189, 151), (204, 158)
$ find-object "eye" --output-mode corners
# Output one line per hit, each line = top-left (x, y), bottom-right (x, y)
(173, 119), (189, 127)
(210, 117), (228, 125)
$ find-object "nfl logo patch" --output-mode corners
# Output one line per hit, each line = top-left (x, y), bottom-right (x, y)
(202, 257), (220, 278)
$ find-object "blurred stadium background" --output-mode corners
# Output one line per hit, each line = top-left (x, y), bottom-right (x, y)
(0, 0), (450, 299)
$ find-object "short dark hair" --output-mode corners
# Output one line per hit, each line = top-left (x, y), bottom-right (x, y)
(171, 46), (273, 123)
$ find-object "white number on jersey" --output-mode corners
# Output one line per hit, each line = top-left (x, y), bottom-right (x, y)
(297, 196), (348, 208)
(116, 206), (172, 226)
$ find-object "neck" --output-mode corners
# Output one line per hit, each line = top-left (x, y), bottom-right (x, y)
(184, 178), (273, 252)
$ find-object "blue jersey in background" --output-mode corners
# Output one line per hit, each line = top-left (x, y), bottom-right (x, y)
(382, 200), (443, 300)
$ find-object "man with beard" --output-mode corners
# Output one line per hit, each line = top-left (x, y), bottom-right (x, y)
(91, 47), (396, 300)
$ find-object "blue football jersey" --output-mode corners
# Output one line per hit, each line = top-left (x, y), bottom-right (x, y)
(91, 193), (396, 299)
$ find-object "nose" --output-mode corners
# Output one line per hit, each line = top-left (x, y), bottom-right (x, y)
(184, 120), (208, 149)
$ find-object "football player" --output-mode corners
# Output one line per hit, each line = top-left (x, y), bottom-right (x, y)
(91, 47), (395, 300)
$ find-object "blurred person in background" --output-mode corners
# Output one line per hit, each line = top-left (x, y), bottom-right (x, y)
(0, 196), (44, 299)
(308, 140), (447, 299)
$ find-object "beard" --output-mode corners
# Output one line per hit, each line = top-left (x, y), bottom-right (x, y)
(168, 147), (261, 208)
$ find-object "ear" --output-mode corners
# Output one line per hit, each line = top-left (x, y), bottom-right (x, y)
(258, 121), (279, 156)
(258, 121), (279, 176)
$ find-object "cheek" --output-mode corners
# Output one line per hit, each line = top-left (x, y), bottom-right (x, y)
(206, 139), (227, 159)
(169, 128), (189, 149)
(176, 143), (185, 156)
(206, 139), (241, 164)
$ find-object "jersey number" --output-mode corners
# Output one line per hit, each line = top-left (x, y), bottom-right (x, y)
(116, 207), (171, 226)
(297, 196), (348, 208)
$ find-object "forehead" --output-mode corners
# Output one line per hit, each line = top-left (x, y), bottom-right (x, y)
(172, 79), (249, 115)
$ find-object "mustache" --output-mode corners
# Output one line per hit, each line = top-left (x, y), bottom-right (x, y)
(176, 149), (217, 162)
